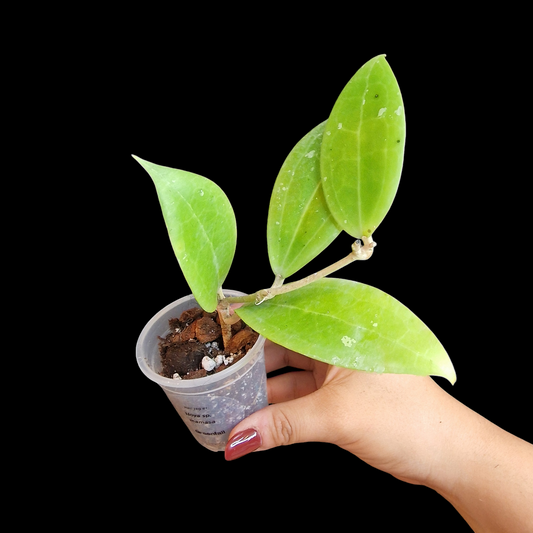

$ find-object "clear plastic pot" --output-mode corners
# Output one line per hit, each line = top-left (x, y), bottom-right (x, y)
(136, 290), (268, 452)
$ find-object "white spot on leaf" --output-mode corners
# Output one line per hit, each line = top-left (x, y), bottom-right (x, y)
(341, 336), (357, 348)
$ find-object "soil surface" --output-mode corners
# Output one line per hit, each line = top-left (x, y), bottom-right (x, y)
(158, 307), (259, 380)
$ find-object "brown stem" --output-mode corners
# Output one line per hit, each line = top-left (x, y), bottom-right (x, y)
(216, 306), (234, 351)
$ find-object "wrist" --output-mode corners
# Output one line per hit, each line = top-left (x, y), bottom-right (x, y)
(422, 392), (487, 495)
(423, 397), (533, 532)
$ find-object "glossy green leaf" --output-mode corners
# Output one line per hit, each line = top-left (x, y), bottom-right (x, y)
(321, 55), (406, 238)
(237, 278), (455, 384)
(133, 156), (236, 312)
(267, 121), (341, 279)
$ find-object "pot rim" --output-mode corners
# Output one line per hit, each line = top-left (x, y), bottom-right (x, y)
(136, 289), (266, 390)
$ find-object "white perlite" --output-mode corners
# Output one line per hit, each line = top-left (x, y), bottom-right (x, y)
(202, 354), (235, 371)
(202, 356), (216, 372)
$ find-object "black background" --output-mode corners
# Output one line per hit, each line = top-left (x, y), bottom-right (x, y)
(80, 19), (530, 531)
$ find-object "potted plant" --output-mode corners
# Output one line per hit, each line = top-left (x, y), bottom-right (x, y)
(134, 54), (456, 452)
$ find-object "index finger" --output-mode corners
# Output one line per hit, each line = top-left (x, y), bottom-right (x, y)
(264, 340), (318, 374)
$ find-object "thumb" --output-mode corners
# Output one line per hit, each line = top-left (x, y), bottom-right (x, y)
(224, 390), (334, 461)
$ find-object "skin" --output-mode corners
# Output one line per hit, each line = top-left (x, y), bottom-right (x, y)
(226, 341), (533, 532)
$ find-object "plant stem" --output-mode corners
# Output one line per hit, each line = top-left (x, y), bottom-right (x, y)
(219, 236), (376, 308)
(217, 305), (234, 350)
(272, 273), (285, 289)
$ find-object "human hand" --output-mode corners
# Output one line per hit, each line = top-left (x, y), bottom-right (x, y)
(225, 341), (533, 531)
(225, 340), (452, 487)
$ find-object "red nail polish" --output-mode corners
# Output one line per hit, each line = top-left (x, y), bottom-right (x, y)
(225, 428), (262, 461)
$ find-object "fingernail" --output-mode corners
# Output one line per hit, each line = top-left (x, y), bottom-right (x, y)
(225, 428), (262, 461)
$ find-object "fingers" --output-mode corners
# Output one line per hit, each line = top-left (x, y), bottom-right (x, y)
(264, 340), (317, 373)
(224, 341), (336, 461)
(264, 340), (324, 403)
(267, 370), (319, 404)
(225, 388), (337, 461)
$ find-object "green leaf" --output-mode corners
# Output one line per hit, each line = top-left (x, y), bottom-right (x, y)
(267, 121), (341, 279)
(133, 156), (236, 312)
(236, 278), (455, 384)
(321, 55), (406, 238)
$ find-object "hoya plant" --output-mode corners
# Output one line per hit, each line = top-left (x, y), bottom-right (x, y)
(133, 55), (456, 385)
